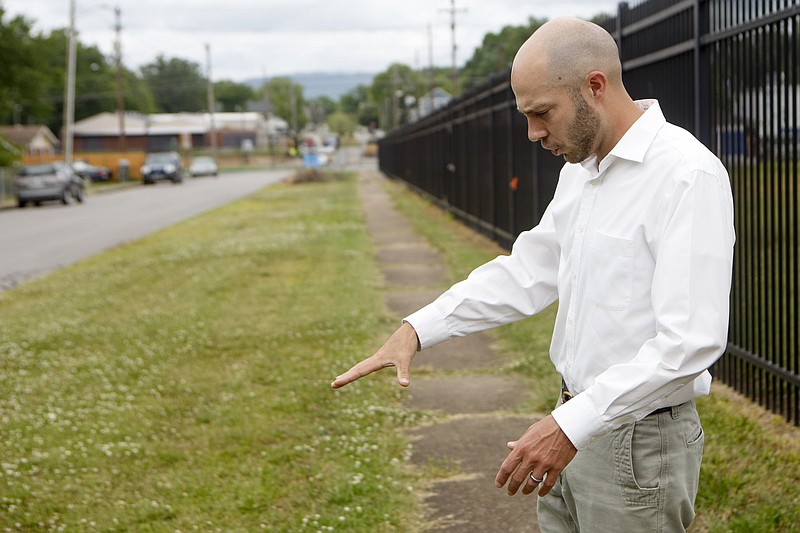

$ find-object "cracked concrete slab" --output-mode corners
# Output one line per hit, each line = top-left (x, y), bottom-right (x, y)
(404, 375), (528, 414)
(407, 416), (541, 533)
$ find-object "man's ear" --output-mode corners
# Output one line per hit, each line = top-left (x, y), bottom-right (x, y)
(586, 71), (607, 100)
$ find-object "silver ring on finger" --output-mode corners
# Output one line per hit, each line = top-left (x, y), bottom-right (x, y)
(529, 472), (544, 484)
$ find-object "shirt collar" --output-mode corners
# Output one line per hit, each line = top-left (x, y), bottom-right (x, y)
(580, 100), (667, 179)
(578, 99), (666, 177)
(607, 99), (665, 163)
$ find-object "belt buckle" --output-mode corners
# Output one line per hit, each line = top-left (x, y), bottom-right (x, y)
(561, 389), (574, 404)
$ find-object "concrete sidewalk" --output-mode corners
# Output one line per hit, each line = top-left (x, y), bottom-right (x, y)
(358, 171), (542, 532)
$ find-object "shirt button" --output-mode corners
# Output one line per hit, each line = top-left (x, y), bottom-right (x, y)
(576, 225), (584, 233)
(571, 272), (577, 280)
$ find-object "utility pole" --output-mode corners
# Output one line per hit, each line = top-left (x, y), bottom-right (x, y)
(391, 66), (399, 129)
(113, 5), (126, 151)
(262, 67), (273, 162)
(441, 0), (466, 97)
(427, 24), (434, 114)
(261, 67), (271, 118)
(289, 85), (298, 137)
(63, 0), (77, 164)
(205, 43), (217, 153)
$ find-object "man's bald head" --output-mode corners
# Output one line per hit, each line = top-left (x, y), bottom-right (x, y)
(512, 18), (622, 90)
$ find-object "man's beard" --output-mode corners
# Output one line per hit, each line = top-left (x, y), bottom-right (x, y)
(563, 89), (602, 164)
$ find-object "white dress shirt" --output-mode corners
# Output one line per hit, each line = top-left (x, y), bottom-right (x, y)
(405, 100), (735, 449)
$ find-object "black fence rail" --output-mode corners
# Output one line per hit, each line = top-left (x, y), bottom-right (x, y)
(379, 0), (800, 425)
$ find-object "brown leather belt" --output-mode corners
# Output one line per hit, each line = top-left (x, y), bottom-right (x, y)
(561, 380), (674, 416)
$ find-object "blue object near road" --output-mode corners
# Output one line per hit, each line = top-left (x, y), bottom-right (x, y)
(303, 153), (320, 169)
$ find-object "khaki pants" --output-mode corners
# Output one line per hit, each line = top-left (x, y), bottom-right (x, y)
(537, 401), (704, 533)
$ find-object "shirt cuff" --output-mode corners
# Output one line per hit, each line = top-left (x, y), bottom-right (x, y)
(404, 303), (452, 350)
(551, 393), (606, 450)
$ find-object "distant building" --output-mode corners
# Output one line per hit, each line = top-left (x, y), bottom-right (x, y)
(413, 87), (452, 121)
(71, 111), (271, 152)
(0, 124), (60, 155)
(246, 100), (291, 138)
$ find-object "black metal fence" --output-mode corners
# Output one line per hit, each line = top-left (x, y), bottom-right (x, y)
(378, 0), (800, 425)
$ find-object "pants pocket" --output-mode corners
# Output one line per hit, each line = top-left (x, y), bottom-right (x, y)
(615, 418), (662, 506)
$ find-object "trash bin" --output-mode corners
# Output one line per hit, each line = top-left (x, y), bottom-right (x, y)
(118, 159), (129, 182)
(302, 152), (320, 169)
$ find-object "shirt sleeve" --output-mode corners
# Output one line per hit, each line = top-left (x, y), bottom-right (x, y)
(405, 204), (562, 349)
(552, 166), (735, 449)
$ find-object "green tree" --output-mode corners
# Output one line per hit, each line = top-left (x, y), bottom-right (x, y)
(32, 28), (155, 135)
(339, 84), (379, 127)
(261, 77), (306, 132)
(141, 55), (206, 113)
(0, 8), (51, 127)
(73, 43), (117, 120)
(307, 96), (336, 125)
(326, 111), (356, 138)
(370, 64), (424, 129)
(123, 69), (158, 115)
(339, 85), (367, 115)
(214, 80), (255, 112)
(459, 17), (547, 90)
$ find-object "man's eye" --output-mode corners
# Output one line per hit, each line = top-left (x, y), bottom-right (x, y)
(535, 110), (549, 118)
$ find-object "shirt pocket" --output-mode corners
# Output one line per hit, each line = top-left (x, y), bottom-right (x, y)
(586, 232), (634, 310)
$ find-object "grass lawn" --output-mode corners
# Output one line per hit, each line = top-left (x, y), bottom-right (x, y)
(0, 174), (422, 532)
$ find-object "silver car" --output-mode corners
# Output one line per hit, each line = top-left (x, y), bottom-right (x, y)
(189, 156), (218, 177)
(15, 162), (85, 208)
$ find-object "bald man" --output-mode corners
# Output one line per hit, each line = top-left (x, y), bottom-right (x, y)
(332, 18), (734, 532)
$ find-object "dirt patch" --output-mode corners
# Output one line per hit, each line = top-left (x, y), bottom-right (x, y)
(285, 168), (334, 184)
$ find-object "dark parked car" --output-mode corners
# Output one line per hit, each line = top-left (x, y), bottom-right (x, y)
(72, 160), (112, 182)
(15, 162), (85, 207)
(140, 152), (183, 184)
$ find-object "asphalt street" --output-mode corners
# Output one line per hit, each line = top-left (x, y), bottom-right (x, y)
(0, 168), (291, 291)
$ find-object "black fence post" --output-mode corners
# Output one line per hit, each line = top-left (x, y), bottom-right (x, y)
(695, 0), (712, 146)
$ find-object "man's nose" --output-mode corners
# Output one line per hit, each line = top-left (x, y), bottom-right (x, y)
(527, 119), (547, 143)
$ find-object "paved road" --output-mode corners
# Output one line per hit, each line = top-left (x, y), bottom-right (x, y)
(0, 168), (291, 291)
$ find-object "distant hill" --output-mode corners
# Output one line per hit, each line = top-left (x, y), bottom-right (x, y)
(244, 72), (376, 100)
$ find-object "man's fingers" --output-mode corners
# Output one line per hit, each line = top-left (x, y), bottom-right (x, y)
(331, 357), (411, 389)
(495, 451), (521, 488)
(537, 469), (559, 497)
(521, 473), (540, 495)
(396, 365), (410, 387)
(331, 359), (384, 388)
(506, 465), (534, 496)
(332, 323), (419, 389)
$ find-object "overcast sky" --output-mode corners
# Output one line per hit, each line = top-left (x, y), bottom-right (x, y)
(4, 0), (619, 82)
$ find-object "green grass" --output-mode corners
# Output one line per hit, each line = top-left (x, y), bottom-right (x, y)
(0, 174), (422, 532)
(2, 171), (798, 532)
(383, 178), (800, 533)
